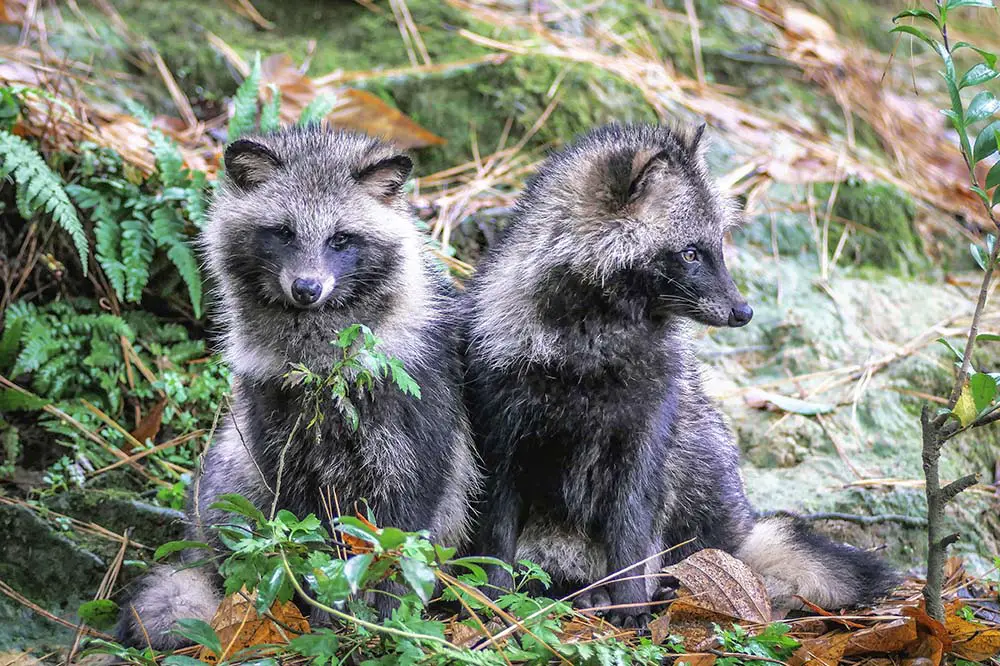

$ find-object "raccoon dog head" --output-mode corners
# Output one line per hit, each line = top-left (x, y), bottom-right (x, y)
(517, 123), (751, 328)
(205, 127), (416, 313)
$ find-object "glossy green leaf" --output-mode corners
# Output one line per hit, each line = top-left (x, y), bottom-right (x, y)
(972, 185), (991, 205)
(937, 337), (966, 361)
(971, 243), (988, 270)
(153, 540), (211, 561)
(344, 553), (373, 593)
(163, 657), (208, 666)
(953, 42), (998, 69)
(399, 556), (436, 605)
(960, 63), (999, 88)
(256, 564), (286, 615)
(172, 618), (223, 656)
(892, 8), (941, 26)
(947, 0), (997, 9)
(977, 333), (1000, 342)
(77, 599), (119, 630)
(889, 25), (939, 52)
(973, 120), (1000, 161)
(970, 372), (998, 413)
(209, 493), (267, 524)
(988, 161), (1000, 189)
(967, 91), (1000, 123)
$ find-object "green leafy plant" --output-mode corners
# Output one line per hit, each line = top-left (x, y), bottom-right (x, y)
(142, 494), (684, 666)
(284, 324), (420, 432)
(0, 128), (88, 270)
(1, 299), (228, 484)
(890, 0), (1000, 621)
(67, 134), (206, 317)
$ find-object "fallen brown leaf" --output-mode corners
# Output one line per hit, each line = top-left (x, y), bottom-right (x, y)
(902, 604), (953, 652)
(944, 602), (1000, 662)
(130, 397), (167, 445)
(330, 89), (446, 149)
(449, 620), (483, 648)
(905, 634), (944, 666)
(663, 549), (772, 624)
(200, 589), (309, 662)
(789, 631), (852, 666)
(843, 618), (918, 656)
(674, 653), (718, 666)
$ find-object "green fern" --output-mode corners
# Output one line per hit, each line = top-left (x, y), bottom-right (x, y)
(229, 53), (262, 140)
(151, 205), (203, 317)
(0, 130), (88, 272)
(121, 214), (154, 303)
(260, 84), (282, 133)
(299, 94), (336, 126)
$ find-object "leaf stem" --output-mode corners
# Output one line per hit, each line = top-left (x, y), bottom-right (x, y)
(278, 551), (454, 648)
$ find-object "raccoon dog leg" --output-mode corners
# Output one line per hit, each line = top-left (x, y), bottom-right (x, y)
(116, 565), (220, 650)
(736, 517), (899, 610)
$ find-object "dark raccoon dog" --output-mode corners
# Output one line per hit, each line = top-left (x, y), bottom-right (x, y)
(462, 123), (897, 627)
(118, 127), (480, 648)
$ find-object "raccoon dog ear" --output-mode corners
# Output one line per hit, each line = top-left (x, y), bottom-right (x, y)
(688, 123), (707, 156)
(356, 154), (413, 202)
(627, 149), (673, 203)
(224, 139), (283, 190)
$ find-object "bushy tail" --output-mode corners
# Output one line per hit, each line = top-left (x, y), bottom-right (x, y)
(117, 565), (220, 649)
(735, 517), (899, 610)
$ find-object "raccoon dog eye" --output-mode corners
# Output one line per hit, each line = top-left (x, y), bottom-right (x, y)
(680, 247), (699, 263)
(329, 232), (352, 251)
(271, 225), (295, 243)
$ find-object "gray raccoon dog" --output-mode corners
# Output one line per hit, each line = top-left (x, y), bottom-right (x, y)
(463, 123), (897, 628)
(119, 127), (480, 648)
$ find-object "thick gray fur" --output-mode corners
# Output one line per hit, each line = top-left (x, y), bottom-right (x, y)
(462, 123), (897, 627)
(118, 126), (480, 648)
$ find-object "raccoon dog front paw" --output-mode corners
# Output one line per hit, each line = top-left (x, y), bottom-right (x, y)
(573, 587), (612, 615)
(605, 609), (654, 631)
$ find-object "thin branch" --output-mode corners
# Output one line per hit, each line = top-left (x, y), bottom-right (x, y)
(759, 510), (927, 528)
(941, 474), (979, 502)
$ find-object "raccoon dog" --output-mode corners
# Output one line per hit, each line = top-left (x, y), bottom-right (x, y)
(463, 123), (897, 627)
(119, 127), (479, 648)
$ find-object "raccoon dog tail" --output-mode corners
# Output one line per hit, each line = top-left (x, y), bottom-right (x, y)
(116, 565), (220, 649)
(735, 517), (899, 610)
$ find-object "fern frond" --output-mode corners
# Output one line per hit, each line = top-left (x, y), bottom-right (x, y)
(184, 170), (209, 228)
(228, 53), (262, 141)
(260, 84), (282, 133)
(70, 185), (128, 300)
(0, 130), (88, 272)
(121, 215), (154, 303)
(298, 94), (336, 126)
(150, 129), (185, 188)
(151, 205), (203, 317)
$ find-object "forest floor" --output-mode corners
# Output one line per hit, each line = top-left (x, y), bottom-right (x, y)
(0, 0), (999, 663)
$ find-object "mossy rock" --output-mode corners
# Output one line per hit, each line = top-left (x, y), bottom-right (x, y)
(44, 489), (186, 553)
(818, 180), (924, 275)
(0, 504), (105, 650)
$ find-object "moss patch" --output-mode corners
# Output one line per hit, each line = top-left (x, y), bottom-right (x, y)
(819, 180), (924, 275)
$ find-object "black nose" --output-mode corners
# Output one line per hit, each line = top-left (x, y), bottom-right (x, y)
(728, 303), (753, 327)
(291, 278), (322, 305)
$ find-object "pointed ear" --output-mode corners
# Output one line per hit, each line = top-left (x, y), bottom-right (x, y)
(355, 154), (413, 202)
(224, 139), (283, 190)
(688, 123), (707, 156)
(626, 148), (673, 203)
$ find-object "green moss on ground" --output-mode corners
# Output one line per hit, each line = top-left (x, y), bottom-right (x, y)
(817, 180), (924, 275)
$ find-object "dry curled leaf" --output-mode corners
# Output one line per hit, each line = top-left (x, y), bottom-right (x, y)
(789, 632), (852, 666)
(944, 602), (1000, 662)
(330, 89), (446, 149)
(674, 653), (717, 666)
(199, 589), (309, 662)
(663, 548), (772, 624)
(843, 618), (918, 656)
(905, 634), (944, 666)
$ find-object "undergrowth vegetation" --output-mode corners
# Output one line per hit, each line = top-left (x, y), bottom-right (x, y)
(2, 0), (1000, 663)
